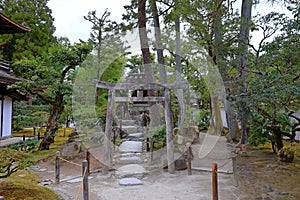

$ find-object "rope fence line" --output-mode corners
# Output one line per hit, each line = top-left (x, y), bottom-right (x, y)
(55, 151), (89, 200)
(58, 156), (82, 167)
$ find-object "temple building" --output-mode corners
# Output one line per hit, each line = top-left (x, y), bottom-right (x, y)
(0, 13), (30, 138)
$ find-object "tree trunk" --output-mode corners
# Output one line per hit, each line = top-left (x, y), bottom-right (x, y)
(39, 102), (64, 150)
(210, 94), (223, 135)
(274, 127), (283, 152)
(212, 2), (226, 136)
(225, 99), (239, 140)
(149, 0), (167, 85)
(237, 0), (252, 144)
(175, 0), (185, 132)
(138, 0), (160, 128)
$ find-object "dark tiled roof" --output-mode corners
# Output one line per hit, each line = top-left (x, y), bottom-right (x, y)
(0, 59), (27, 101)
(0, 13), (30, 34)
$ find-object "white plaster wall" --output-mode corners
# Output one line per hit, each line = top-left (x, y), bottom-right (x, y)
(1, 96), (13, 137)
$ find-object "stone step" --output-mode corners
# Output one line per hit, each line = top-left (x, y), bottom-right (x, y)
(120, 120), (137, 126)
(115, 164), (149, 179)
(122, 126), (139, 134)
(123, 138), (144, 142)
(119, 156), (142, 164)
(119, 141), (143, 153)
(118, 177), (143, 186)
(127, 132), (143, 138)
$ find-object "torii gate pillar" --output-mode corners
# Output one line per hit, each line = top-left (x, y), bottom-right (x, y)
(102, 89), (114, 175)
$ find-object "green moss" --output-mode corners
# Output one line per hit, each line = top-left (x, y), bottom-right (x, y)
(0, 170), (60, 200)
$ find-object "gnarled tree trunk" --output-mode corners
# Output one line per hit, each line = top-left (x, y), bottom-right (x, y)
(39, 99), (64, 150)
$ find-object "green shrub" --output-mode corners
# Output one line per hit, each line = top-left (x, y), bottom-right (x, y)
(9, 139), (39, 152)
(195, 110), (211, 130)
(0, 149), (33, 178)
(148, 125), (166, 146)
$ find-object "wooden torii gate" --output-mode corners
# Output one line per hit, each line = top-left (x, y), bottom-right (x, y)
(95, 80), (188, 174)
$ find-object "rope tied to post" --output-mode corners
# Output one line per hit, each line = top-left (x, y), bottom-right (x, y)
(75, 166), (88, 200)
(55, 151), (89, 200)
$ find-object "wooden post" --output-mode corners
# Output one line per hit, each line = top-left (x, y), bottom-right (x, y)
(55, 151), (60, 184)
(165, 88), (175, 173)
(212, 163), (218, 200)
(103, 89), (114, 175)
(232, 156), (238, 187)
(86, 149), (90, 175)
(82, 160), (89, 200)
(23, 135), (25, 141)
(38, 131), (40, 140)
(146, 137), (150, 152)
(186, 143), (192, 175)
(150, 137), (154, 163)
(33, 127), (36, 136)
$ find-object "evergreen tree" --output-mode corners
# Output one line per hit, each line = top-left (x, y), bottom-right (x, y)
(0, 0), (56, 60)
(12, 39), (92, 150)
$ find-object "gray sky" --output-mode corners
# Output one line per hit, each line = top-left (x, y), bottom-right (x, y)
(48, 0), (130, 43)
(48, 0), (289, 46)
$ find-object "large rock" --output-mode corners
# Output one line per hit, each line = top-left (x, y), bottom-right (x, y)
(62, 140), (82, 158)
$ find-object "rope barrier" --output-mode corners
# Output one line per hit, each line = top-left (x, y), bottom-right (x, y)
(75, 167), (87, 200)
(58, 156), (82, 167)
(55, 151), (89, 200)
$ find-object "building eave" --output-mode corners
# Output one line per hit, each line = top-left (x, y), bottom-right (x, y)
(0, 13), (31, 34)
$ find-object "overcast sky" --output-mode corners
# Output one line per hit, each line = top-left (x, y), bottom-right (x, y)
(48, 0), (130, 43)
(48, 0), (289, 45)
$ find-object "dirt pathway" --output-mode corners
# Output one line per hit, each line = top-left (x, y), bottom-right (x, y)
(31, 135), (240, 200)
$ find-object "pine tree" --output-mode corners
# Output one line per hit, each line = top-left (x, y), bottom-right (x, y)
(0, 0), (56, 61)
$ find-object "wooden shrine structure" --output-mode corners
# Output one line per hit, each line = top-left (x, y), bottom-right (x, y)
(95, 77), (189, 174)
(0, 13), (30, 138)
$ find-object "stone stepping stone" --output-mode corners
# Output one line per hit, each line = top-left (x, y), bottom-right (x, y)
(121, 120), (137, 126)
(115, 164), (148, 179)
(127, 132), (143, 138)
(119, 141), (143, 153)
(122, 126), (138, 133)
(119, 156), (141, 164)
(119, 177), (143, 186)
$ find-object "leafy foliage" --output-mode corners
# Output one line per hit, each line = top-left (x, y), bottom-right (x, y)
(9, 139), (40, 152)
(0, 149), (33, 178)
(195, 109), (211, 131)
(148, 125), (166, 145)
(247, 8), (300, 151)
(0, 0), (56, 60)
(13, 101), (49, 130)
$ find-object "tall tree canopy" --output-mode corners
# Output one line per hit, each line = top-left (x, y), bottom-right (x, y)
(0, 0), (56, 60)
(247, 6), (300, 151)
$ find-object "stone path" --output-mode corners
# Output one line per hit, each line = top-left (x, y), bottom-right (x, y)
(0, 137), (21, 148)
(36, 135), (239, 200)
(25, 116), (239, 199)
(115, 120), (148, 186)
